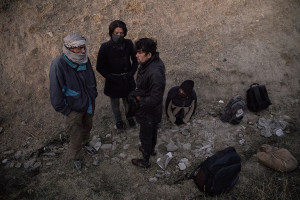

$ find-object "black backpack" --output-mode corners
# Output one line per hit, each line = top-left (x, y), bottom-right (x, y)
(246, 83), (272, 112)
(220, 95), (245, 125)
(187, 147), (241, 196)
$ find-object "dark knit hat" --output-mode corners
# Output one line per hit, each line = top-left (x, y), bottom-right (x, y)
(180, 80), (194, 95)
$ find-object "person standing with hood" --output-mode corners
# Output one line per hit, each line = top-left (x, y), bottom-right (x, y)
(131, 38), (166, 168)
(49, 33), (98, 169)
(96, 20), (138, 132)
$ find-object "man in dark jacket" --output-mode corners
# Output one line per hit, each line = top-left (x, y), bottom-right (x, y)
(131, 38), (166, 168)
(96, 20), (138, 132)
(165, 80), (197, 125)
(49, 33), (98, 169)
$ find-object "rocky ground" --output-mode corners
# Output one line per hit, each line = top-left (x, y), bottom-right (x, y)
(0, 0), (300, 199)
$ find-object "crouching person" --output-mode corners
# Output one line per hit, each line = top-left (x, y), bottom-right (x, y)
(49, 33), (98, 169)
(131, 38), (166, 168)
(165, 80), (197, 125)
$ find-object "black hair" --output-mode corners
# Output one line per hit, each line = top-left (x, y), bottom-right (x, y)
(109, 20), (127, 37)
(134, 38), (157, 55)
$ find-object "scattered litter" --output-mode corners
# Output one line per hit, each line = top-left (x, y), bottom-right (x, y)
(239, 139), (245, 145)
(89, 137), (102, 151)
(218, 100), (224, 104)
(157, 152), (173, 170)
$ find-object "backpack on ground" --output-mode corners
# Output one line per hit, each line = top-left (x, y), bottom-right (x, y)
(186, 147), (241, 196)
(220, 95), (245, 125)
(246, 83), (272, 112)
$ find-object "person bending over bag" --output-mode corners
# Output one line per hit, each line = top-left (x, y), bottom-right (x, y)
(165, 80), (197, 125)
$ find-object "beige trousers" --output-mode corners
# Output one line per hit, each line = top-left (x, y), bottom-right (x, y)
(65, 110), (94, 160)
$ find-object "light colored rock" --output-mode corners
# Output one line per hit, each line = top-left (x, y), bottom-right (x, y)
(43, 152), (56, 157)
(3, 150), (14, 155)
(182, 143), (191, 150)
(32, 162), (42, 170)
(180, 158), (190, 167)
(181, 129), (190, 136)
(123, 144), (130, 150)
(15, 162), (22, 168)
(178, 162), (186, 170)
(119, 153), (126, 158)
(167, 141), (179, 152)
(111, 157), (120, 162)
(112, 141), (118, 151)
(24, 158), (36, 169)
(101, 144), (112, 150)
(149, 177), (158, 182)
(2, 159), (8, 164)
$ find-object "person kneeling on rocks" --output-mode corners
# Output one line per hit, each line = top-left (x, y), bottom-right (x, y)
(165, 80), (197, 125)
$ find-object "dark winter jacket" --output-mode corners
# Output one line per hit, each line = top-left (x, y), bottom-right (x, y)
(96, 39), (138, 98)
(165, 86), (197, 123)
(49, 54), (98, 115)
(135, 53), (166, 124)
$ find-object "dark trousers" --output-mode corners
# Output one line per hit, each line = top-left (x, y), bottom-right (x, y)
(139, 119), (158, 162)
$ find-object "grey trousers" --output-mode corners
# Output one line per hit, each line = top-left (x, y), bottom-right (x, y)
(110, 97), (132, 123)
(65, 110), (94, 160)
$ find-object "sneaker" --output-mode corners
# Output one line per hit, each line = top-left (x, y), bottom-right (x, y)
(131, 158), (150, 168)
(139, 146), (157, 156)
(85, 144), (97, 155)
(128, 118), (136, 128)
(116, 121), (125, 132)
(73, 160), (82, 170)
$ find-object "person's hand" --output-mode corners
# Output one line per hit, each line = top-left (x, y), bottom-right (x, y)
(136, 96), (140, 101)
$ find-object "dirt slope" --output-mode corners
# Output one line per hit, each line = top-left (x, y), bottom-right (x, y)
(0, 0), (299, 199)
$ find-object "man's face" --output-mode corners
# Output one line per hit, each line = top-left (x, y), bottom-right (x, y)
(136, 50), (151, 64)
(69, 45), (86, 54)
(113, 27), (124, 36)
(179, 88), (187, 97)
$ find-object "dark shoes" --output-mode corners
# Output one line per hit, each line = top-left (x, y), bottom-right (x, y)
(116, 121), (125, 132)
(128, 118), (136, 128)
(139, 146), (157, 156)
(131, 158), (150, 168)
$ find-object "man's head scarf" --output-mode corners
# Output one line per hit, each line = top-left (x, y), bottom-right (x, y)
(62, 33), (88, 65)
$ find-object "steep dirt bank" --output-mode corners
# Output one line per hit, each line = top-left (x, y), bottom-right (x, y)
(0, 0), (300, 199)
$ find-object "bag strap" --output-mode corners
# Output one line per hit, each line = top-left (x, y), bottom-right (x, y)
(173, 164), (202, 184)
(187, 164), (202, 179)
